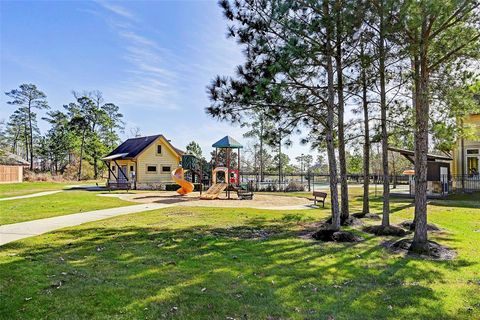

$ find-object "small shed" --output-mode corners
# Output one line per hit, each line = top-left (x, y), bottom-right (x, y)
(0, 150), (29, 183)
(389, 147), (452, 196)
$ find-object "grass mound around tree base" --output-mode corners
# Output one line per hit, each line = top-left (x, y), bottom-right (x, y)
(311, 227), (363, 242)
(399, 220), (441, 231)
(352, 212), (381, 220)
(363, 225), (409, 236)
(387, 238), (456, 260)
(325, 215), (363, 226)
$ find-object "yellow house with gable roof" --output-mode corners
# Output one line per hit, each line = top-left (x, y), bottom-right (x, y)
(102, 134), (183, 189)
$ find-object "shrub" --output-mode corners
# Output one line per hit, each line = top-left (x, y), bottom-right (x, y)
(285, 181), (305, 192)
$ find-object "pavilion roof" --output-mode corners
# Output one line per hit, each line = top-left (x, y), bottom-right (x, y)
(212, 136), (243, 149)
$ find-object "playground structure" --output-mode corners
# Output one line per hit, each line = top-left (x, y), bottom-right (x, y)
(171, 167), (194, 195)
(200, 136), (243, 200)
(180, 154), (211, 186)
(170, 135), (246, 199)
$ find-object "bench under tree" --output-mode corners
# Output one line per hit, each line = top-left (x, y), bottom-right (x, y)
(308, 191), (327, 207)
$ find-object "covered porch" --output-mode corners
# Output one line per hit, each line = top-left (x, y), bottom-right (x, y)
(102, 153), (136, 190)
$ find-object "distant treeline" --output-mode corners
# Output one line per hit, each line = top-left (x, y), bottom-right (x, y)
(1, 84), (124, 180)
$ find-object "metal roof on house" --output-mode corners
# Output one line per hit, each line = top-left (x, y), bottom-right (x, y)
(388, 147), (452, 162)
(212, 136), (243, 149)
(103, 135), (182, 160)
(0, 150), (29, 166)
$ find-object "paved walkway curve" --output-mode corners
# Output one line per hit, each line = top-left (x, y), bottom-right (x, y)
(0, 203), (171, 246)
(0, 190), (63, 202)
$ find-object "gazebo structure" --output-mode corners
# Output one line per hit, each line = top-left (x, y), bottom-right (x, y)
(208, 135), (243, 199)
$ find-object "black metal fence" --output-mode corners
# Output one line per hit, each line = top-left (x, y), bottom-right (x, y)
(451, 174), (480, 193)
(239, 172), (409, 192)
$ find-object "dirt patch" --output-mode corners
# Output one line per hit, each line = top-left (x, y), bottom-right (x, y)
(399, 220), (441, 231)
(105, 191), (313, 210)
(363, 225), (408, 236)
(386, 238), (456, 260)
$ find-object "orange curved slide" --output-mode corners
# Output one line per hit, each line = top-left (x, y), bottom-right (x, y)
(172, 167), (194, 195)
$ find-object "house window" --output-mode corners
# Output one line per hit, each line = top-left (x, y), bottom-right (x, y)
(157, 145), (162, 154)
(162, 166), (171, 172)
(146, 165), (157, 173)
(130, 165), (134, 171)
(112, 165), (116, 171)
(466, 149), (480, 176)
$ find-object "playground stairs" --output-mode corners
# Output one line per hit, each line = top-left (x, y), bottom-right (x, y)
(200, 183), (228, 200)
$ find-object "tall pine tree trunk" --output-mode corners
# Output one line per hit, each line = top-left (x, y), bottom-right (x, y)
(378, 0), (390, 227)
(410, 19), (430, 253)
(92, 122), (98, 180)
(27, 101), (34, 170)
(361, 50), (370, 216)
(278, 131), (282, 191)
(260, 117), (264, 182)
(410, 53), (420, 226)
(324, 0), (340, 230)
(24, 124), (29, 162)
(12, 130), (20, 154)
(335, 0), (349, 222)
(78, 128), (87, 181)
(93, 151), (98, 179)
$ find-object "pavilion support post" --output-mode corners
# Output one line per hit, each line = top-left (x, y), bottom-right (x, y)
(227, 148), (231, 199)
(104, 160), (118, 184)
(113, 159), (129, 182)
(134, 160), (137, 190)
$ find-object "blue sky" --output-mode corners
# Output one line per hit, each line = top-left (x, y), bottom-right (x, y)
(0, 0), (315, 161)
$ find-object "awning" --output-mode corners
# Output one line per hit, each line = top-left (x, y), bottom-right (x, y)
(102, 153), (129, 161)
(388, 147), (452, 163)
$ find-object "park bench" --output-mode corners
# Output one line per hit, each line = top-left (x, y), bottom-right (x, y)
(308, 191), (327, 207)
(107, 182), (131, 191)
(237, 189), (254, 200)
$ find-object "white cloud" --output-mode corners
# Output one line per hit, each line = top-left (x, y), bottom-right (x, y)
(94, 2), (180, 110)
(96, 1), (136, 21)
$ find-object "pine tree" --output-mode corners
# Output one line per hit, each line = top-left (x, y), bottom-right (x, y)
(5, 84), (49, 169)
(186, 141), (203, 158)
(242, 111), (275, 182)
(395, 0), (480, 253)
(208, 0), (343, 231)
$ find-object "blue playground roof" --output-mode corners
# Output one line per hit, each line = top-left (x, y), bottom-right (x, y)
(212, 136), (243, 149)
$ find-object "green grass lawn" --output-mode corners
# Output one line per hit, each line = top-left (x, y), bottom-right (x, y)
(1, 193), (479, 319)
(0, 191), (135, 225)
(0, 181), (98, 199)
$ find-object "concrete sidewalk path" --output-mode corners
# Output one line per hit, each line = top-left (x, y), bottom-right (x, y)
(0, 203), (170, 246)
(0, 190), (62, 201)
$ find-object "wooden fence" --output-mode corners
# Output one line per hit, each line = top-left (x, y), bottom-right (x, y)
(0, 165), (22, 183)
